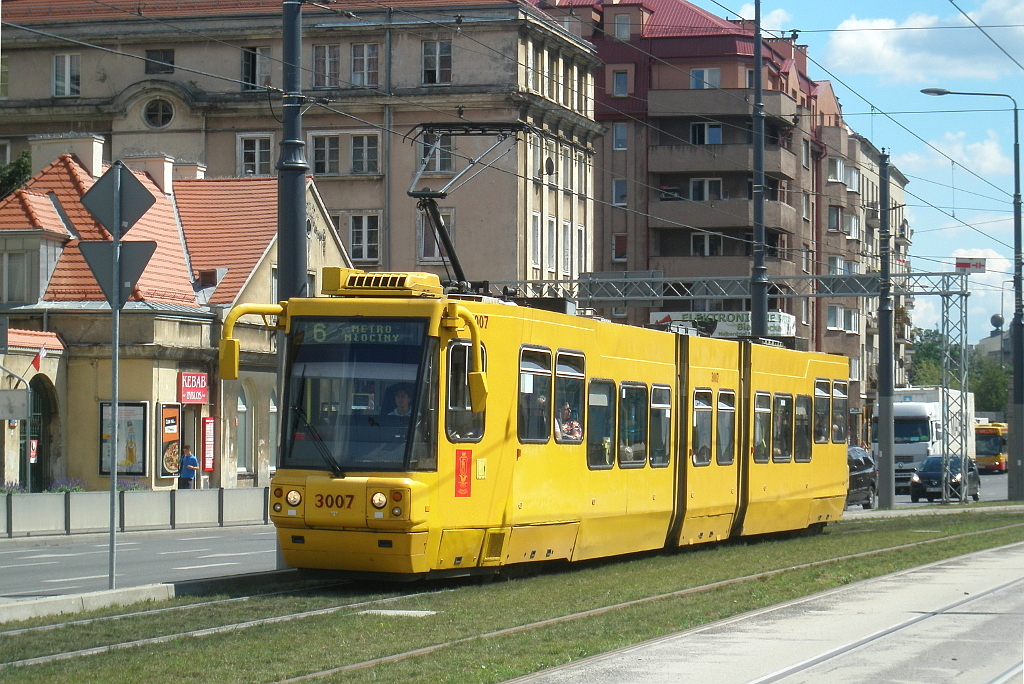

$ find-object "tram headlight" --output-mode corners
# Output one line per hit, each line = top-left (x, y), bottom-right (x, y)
(391, 506), (402, 517)
(371, 491), (388, 509)
(273, 503), (283, 513)
(286, 490), (302, 506)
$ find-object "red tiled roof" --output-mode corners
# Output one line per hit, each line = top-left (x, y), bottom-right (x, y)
(173, 177), (278, 305)
(8, 329), (64, 353)
(3, 0), (523, 23)
(539, 0), (746, 38)
(0, 188), (71, 235)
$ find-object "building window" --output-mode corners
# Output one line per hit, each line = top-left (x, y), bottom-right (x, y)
(576, 225), (586, 273)
(746, 68), (755, 88)
(844, 308), (859, 333)
(241, 47), (271, 91)
(614, 14), (631, 40)
(532, 46), (543, 92)
(844, 212), (861, 239)
(0, 56), (8, 99)
(827, 157), (845, 183)
(144, 49), (174, 74)
(690, 178), (723, 201)
(420, 133), (453, 172)
(802, 245), (810, 273)
(312, 135), (340, 174)
(240, 135), (273, 175)
(312, 44), (341, 88)
(691, 232), (721, 256)
(612, 122), (627, 150)
(827, 305), (841, 329)
(352, 43), (379, 86)
(690, 67), (720, 89)
(562, 220), (572, 273)
(144, 99), (173, 128)
(53, 54), (81, 97)
(351, 135), (378, 173)
(690, 122), (722, 145)
(802, 139), (810, 168)
(801, 298), (809, 324)
(236, 387), (252, 472)
(547, 49), (559, 100)
(531, 214), (542, 268)
(577, 153), (587, 195)
(612, 179), (628, 206)
(563, 62), (573, 106)
(1, 252), (28, 303)
(828, 206), (843, 232)
(612, 233), (627, 262)
(845, 165), (861, 189)
(546, 217), (557, 274)
(577, 69), (587, 112)
(0, 142), (9, 166)
(802, 192), (811, 220)
(612, 70), (628, 97)
(350, 214), (380, 262)
(422, 41), (452, 84)
(420, 208), (453, 261)
(828, 256), (843, 275)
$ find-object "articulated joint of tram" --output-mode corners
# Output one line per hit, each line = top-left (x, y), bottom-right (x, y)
(441, 302), (488, 412)
(218, 303), (286, 380)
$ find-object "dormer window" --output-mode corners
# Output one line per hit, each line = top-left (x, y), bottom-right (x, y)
(614, 14), (631, 40)
(1, 252), (29, 303)
(198, 270), (219, 289)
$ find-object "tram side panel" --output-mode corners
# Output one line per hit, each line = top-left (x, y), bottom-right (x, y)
(669, 336), (743, 547)
(739, 345), (848, 537)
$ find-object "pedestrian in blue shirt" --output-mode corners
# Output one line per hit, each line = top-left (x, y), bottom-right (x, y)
(179, 444), (200, 489)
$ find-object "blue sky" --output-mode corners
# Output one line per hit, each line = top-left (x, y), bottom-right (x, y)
(688, 0), (1024, 344)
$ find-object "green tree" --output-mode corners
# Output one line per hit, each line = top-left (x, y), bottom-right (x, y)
(909, 327), (962, 387)
(969, 355), (1010, 413)
(0, 151), (31, 200)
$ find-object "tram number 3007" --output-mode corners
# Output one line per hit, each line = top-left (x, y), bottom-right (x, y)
(314, 494), (355, 509)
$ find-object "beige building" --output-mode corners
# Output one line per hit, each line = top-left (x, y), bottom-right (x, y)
(1, 0), (602, 285)
(0, 135), (351, 491)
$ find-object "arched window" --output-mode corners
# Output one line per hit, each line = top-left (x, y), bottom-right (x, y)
(236, 387), (251, 472)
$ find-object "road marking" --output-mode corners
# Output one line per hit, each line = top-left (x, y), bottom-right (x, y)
(173, 562), (239, 570)
(177, 536), (222, 541)
(42, 573), (108, 585)
(0, 561), (60, 569)
(198, 550), (275, 559)
(21, 551), (106, 559)
(158, 548), (212, 555)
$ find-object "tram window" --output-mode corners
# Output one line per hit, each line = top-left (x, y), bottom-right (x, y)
(832, 381), (848, 443)
(554, 352), (585, 444)
(649, 385), (671, 467)
(753, 391), (771, 463)
(518, 348), (552, 443)
(813, 380), (830, 444)
(794, 394), (812, 462)
(717, 390), (736, 466)
(619, 384), (648, 468)
(772, 394), (793, 462)
(587, 380), (616, 469)
(446, 341), (486, 443)
(692, 389), (713, 466)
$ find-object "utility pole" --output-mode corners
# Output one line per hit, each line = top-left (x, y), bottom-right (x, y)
(279, 0), (309, 302)
(749, 0), (768, 338)
(877, 152), (895, 509)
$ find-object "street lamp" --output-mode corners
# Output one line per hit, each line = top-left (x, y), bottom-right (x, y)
(922, 87), (1023, 501)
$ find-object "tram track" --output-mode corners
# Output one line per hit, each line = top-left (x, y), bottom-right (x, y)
(2, 520), (1022, 678)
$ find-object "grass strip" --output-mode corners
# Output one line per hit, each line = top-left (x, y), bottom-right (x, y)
(0, 512), (1020, 684)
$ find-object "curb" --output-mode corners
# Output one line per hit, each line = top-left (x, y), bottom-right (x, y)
(0, 584), (175, 624)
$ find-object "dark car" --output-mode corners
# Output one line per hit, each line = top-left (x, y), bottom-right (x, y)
(846, 446), (878, 509)
(909, 456), (981, 503)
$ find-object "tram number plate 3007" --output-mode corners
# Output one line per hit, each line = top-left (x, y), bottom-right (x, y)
(314, 494), (355, 509)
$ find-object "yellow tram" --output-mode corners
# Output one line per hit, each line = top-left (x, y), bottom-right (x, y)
(220, 268), (849, 579)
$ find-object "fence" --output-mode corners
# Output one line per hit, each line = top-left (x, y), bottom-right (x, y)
(1, 488), (270, 538)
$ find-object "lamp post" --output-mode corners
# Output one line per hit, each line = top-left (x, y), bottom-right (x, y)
(922, 87), (1023, 500)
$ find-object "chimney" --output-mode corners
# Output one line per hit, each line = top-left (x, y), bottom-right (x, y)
(29, 134), (105, 178)
(173, 163), (207, 180)
(123, 155), (175, 194)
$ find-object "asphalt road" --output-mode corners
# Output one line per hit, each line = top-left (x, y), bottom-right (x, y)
(0, 525), (280, 601)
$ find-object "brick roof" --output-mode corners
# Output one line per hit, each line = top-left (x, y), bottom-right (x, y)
(173, 177), (278, 306)
(0, 188), (72, 235)
(8, 329), (64, 353)
(3, 0), (524, 23)
(538, 0), (746, 38)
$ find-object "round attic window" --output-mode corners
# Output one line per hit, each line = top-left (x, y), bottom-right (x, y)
(144, 99), (174, 128)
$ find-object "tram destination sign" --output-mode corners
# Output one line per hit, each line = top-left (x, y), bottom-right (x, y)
(298, 319), (426, 345)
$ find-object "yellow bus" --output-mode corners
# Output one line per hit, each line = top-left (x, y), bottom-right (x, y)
(974, 422), (1008, 473)
(220, 268), (849, 579)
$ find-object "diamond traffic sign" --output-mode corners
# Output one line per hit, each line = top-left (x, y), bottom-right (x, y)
(80, 161), (155, 238)
(78, 240), (157, 310)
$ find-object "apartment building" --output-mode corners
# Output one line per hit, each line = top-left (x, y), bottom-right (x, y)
(541, 0), (912, 433)
(1, 0), (602, 285)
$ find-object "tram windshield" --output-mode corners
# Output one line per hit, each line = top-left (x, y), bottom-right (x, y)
(280, 317), (438, 472)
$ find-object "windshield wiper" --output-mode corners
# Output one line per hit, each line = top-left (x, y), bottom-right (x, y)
(294, 374), (345, 478)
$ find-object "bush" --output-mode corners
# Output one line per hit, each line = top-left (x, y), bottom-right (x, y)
(45, 478), (87, 493)
(116, 478), (149, 491)
(1, 481), (26, 494)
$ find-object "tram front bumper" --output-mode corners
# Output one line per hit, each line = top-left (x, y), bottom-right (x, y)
(278, 528), (430, 574)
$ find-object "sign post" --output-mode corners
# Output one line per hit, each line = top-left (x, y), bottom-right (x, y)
(80, 160), (155, 591)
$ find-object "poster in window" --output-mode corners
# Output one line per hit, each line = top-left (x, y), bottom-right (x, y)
(99, 402), (148, 476)
(159, 403), (181, 478)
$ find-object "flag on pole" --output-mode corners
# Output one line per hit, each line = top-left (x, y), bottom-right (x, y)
(31, 346), (47, 371)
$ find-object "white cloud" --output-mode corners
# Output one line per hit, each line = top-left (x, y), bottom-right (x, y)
(736, 4), (791, 32)
(825, 1), (1024, 83)
(892, 130), (1012, 178)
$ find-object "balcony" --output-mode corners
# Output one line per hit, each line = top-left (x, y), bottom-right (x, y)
(648, 197), (799, 231)
(650, 255), (801, 280)
(648, 143), (798, 179)
(647, 89), (797, 120)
